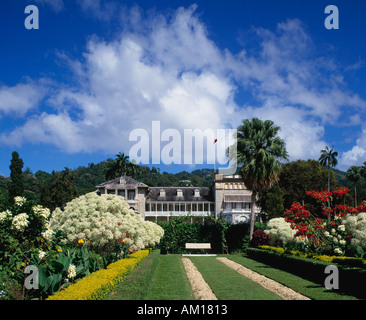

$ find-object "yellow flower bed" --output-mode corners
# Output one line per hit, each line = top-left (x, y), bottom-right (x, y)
(47, 249), (150, 300)
(258, 245), (285, 254)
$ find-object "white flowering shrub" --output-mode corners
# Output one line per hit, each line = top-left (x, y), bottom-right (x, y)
(50, 192), (164, 253)
(343, 212), (366, 250)
(0, 196), (52, 240)
(264, 217), (296, 246)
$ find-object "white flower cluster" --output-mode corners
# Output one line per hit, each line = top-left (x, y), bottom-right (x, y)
(334, 248), (343, 255)
(38, 250), (46, 260)
(14, 196), (26, 207)
(50, 192), (164, 251)
(0, 209), (12, 223)
(264, 217), (296, 246)
(343, 212), (366, 250)
(323, 227), (346, 246)
(67, 264), (76, 279)
(41, 222), (54, 241)
(32, 205), (51, 220)
(10, 213), (29, 232)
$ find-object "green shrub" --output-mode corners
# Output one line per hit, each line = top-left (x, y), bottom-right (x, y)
(226, 223), (250, 252)
(158, 216), (227, 254)
(247, 247), (366, 299)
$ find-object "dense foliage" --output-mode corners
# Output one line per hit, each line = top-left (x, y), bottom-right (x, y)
(0, 194), (163, 300)
(8, 152), (24, 205)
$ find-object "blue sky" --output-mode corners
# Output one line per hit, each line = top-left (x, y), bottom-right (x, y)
(0, 0), (365, 176)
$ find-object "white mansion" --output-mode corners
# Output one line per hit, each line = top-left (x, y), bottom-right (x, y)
(96, 174), (261, 224)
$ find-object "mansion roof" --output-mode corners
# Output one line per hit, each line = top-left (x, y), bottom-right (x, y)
(146, 187), (214, 202)
(96, 176), (149, 190)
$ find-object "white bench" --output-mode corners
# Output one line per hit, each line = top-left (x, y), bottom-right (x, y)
(182, 243), (217, 256)
(185, 243), (211, 250)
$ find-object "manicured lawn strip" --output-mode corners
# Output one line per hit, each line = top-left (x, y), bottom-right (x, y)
(144, 254), (195, 300)
(226, 254), (359, 300)
(104, 249), (160, 300)
(189, 257), (283, 300)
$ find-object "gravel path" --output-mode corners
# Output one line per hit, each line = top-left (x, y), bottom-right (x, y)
(181, 257), (218, 300)
(217, 257), (311, 300)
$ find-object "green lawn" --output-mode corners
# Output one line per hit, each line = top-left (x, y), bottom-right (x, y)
(226, 254), (359, 300)
(104, 251), (360, 301)
(144, 253), (195, 300)
(104, 249), (161, 300)
(104, 250), (194, 300)
(189, 256), (283, 300)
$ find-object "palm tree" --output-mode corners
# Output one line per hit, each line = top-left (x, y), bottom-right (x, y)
(115, 152), (130, 176)
(104, 152), (131, 180)
(127, 160), (142, 178)
(347, 166), (362, 207)
(318, 146), (338, 191)
(228, 118), (289, 240)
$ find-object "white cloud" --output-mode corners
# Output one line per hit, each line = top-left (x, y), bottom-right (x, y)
(1, 6), (365, 167)
(233, 19), (366, 124)
(0, 83), (44, 118)
(242, 104), (326, 161)
(339, 125), (366, 169)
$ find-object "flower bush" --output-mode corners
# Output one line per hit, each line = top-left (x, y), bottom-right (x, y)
(0, 193), (163, 300)
(263, 187), (366, 257)
(0, 197), (53, 273)
(264, 217), (297, 246)
(249, 229), (270, 247)
(50, 192), (164, 256)
(343, 212), (366, 251)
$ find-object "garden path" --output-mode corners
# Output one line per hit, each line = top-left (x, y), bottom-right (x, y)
(181, 257), (218, 300)
(182, 256), (310, 300)
(216, 257), (310, 300)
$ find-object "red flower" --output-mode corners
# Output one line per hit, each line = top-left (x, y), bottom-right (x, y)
(332, 186), (349, 197)
(306, 190), (332, 202)
(356, 201), (366, 213)
(322, 207), (333, 216)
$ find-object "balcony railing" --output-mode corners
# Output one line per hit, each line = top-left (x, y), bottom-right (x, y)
(145, 211), (214, 217)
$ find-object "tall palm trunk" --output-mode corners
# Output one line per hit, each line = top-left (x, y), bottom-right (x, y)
(327, 164), (330, 191)
(354, 185), (357, 207)
(249, 190), (256, 241)
(327, 164), (331, 222)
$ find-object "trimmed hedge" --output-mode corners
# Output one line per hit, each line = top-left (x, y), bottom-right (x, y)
(258, 245), (366, 268)
(158, 218), (226, 254)
(246, 247), (366, 299)
(158, 219), (252, 254)
(47, 249), (150, 300)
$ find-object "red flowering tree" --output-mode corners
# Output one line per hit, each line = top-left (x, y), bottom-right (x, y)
(283, 201), (325, 243)
(281, 186), (365, 255)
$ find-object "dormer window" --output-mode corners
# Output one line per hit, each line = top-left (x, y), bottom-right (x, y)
(159, 189), (166, 197)
(177, 189), (183, 198)
(194, 189), (200, 198)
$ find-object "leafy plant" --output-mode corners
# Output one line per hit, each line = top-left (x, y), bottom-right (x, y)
(249, 229), (270, 248)
(28, 246), (105, 299)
